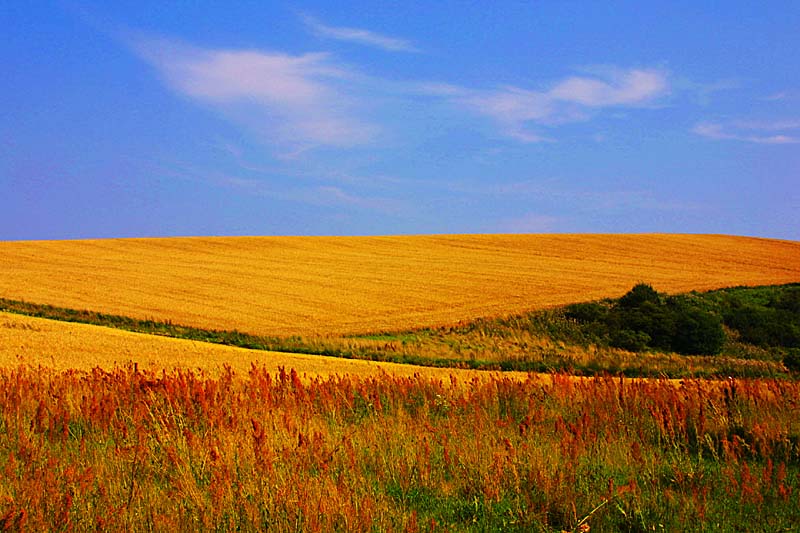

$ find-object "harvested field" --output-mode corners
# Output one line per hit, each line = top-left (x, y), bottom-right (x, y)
(1, 234), (799, 336)
(0, 311), (529, 381)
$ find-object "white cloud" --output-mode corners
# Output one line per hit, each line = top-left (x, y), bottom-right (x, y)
(305, 185), (403, 214)
(756, 135), (800, 144)
(167, 160), (403, 214)
(693, 120), (800, 144)
(445, 68), (669, 143)
(135, 38), (379, 150)
(302, 15), (419, 52)
(463, 87), (553, 124)
(692, 122), (734, 140)
(505, 128), (555, 144)
(670, 77), (739, 105)
(135, 33), (672, 149)
(550, 69), (668, 106)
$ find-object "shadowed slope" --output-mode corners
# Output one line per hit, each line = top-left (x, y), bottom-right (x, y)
(1, 234), (798, 336)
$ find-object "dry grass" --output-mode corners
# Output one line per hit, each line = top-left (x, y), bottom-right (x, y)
(1, 365), (798, 531)
(0, 311), (531, 382)
(1, 234), (798, 336)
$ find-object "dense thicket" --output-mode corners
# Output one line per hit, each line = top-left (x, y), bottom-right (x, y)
(565, 283), (800, 366)
(566, 283), (726, 355)
(722, 287), (800, 348)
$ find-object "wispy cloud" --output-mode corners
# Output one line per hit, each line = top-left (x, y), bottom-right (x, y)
(134, 37), (379, 151)
(134, 31), (673, 150)
(434, 68), (669, 143)
(549, 68), (668, 106)
(693, 120), (800, 144)
(302, 15), (419, 52)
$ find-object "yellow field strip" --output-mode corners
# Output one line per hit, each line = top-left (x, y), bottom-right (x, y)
(0, 311), (530, 381)
(1, 234), (798, 336)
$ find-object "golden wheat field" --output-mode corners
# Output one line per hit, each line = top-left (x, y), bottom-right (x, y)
(1, 234), (799, 337)
(0, 310), (532, 381)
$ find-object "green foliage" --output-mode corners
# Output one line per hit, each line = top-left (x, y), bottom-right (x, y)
(785, 349), (800, 373)
(618, 282), (661, 309)
(613, 300), (676, 350)
(568, 283), (800, 361)
(568, 284), (727, 356)
(565, 302), (609, 324)
(725, 305), (800, 348)
(610, 329), (651, 352)
(671, 303), (726, 355)
(774, 286), (800, 313)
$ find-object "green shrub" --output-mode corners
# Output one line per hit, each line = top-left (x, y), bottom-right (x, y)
(671, 304), (726, 355)
(610, 329), (651, 352)
(725, 306), (800, 348)
(564, 302), (608, 323)
(784, 349), (800, 373)
(618, 300), (677, 350)
(574, 284), (726, 355)
(774, 287), (800, 313)
(618, 283), (661, 309)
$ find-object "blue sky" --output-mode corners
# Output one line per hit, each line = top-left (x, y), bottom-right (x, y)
(2, 1), (798, 240)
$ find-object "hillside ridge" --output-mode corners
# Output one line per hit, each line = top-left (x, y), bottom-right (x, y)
(1, 233), (798, 336)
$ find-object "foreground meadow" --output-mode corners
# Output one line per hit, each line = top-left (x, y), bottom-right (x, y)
(1, 365), (798, 531)
(1, 234), (799, 336)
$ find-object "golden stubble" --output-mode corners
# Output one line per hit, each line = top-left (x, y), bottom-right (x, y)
(1, 234), (798, 336)
(0, 311), (533, 382)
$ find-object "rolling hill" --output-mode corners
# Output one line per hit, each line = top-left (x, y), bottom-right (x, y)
(1, 233), (798, 336)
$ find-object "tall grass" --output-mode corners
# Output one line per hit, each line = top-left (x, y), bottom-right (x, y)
(1, 365), (798, 531)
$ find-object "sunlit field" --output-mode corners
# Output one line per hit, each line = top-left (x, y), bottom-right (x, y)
(0, 311), (531, 382)
(2, 234), (799, 337)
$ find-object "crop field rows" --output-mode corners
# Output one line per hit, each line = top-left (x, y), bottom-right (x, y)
(2, 234), (799, 337)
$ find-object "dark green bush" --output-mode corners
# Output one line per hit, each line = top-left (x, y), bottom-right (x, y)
(617, 300), (678, 350)
(617, 283), (661, 309)
(774, 287), (800, 313)
(671, 304), (726, 355)
(572, 284), (726, 355)
(564, 302), (608, 323)
(725, 306), (800, 348)
(610, 329), (651, 352)
(784, 349), (800, 373)
(549, 283), (798, 358)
